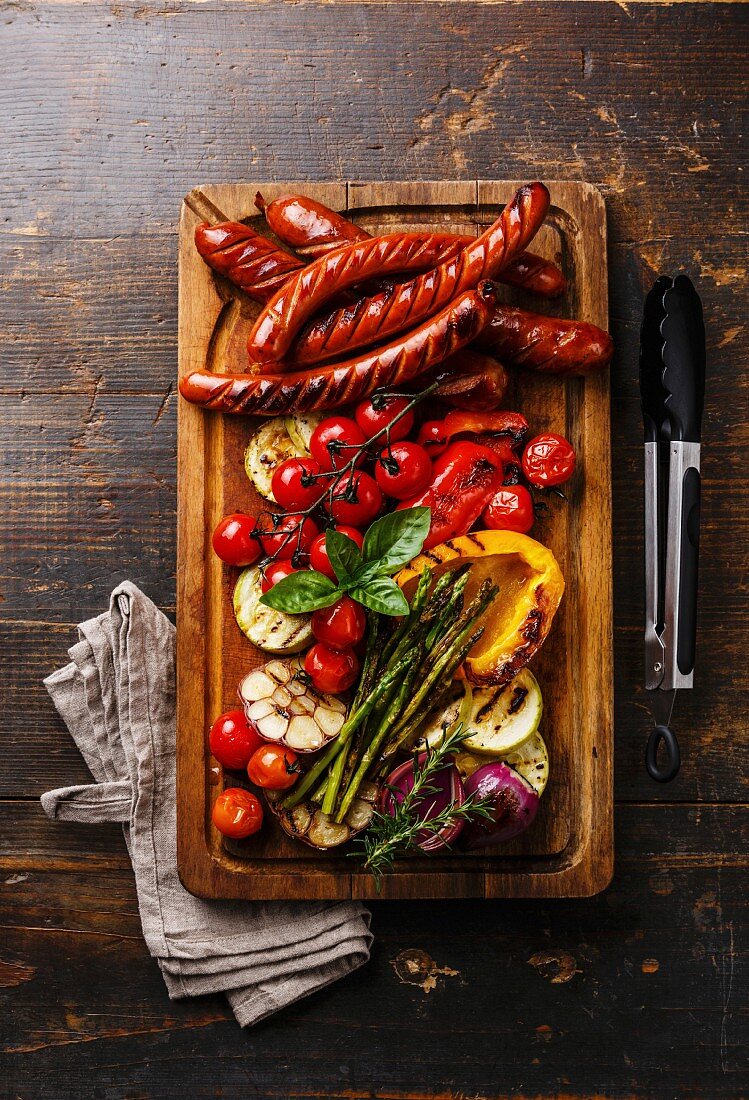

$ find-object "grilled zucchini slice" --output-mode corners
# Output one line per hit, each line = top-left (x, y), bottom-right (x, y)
(233, 566), (313, 654)
(244, 415), (322, 501)
(418, 669), (542, 756)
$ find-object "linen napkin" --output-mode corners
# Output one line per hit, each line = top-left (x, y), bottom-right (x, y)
(41, 581), (372, 1027)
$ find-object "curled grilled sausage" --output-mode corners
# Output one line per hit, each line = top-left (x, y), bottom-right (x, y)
(255, 192), (363, 258)
(475, 306), (614, 375)
(194, 222), (303, 302)
(256, 191), (566, 299)
(500, 252), (566, 299)
(180, 282), (496, 416)
(428, 351), (510, 411)
(289, 183), (549, 366)
(249, 183), (550, 368)
(247, 232), (465, 367)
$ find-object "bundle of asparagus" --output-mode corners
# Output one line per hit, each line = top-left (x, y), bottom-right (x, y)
(283, 565), (498, 822)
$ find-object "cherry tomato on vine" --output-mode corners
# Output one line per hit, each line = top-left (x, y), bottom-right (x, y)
(417, 419), (448, 457)
(310, 416), (366, 472)
(375, 442), (432, 500)
(271, 457), (326, 511)
(260, 560), (299, 593)
(311, 596), (367, 651)
(212, 787), (263, 839)
(483, 486), (535, 534)
(309, 526), (365, 581)
(209, 708), (264, 770)
(212, 513), (261, 567)
(522, 433), (576, 488)
(305, 642), (360, 695)
(355, 395), (414, 442)
(325, 471), (382, 526)
(247, 744), (301, 791)
(254, 512), (319, 563)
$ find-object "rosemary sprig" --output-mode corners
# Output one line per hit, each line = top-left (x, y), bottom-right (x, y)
(353, 725), (494, 891)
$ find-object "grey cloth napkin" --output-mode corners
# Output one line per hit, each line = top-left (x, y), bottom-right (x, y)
(41, 581), (372, 1027)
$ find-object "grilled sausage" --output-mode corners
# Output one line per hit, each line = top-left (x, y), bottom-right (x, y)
(194, 221), (303, 302)
(475, 306), (614, 375)
(255, 192), (363, 258)
(248, 183), (550, 368)
(428, 351), (510, 411)
(256, 191), (566, 299)
(179, 282), (496, 416)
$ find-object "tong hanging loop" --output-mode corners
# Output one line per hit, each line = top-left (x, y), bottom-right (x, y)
(646, 725), (681, 783)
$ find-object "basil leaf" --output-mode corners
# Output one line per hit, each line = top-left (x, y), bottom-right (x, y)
(325, 529), (364, 583)
(362, 506), (432, 573)
(260, 570), (339, 613)
(350, 576), (410, 617)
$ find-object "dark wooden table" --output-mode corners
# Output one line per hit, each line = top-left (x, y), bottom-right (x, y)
(2, 3), (747, 1097)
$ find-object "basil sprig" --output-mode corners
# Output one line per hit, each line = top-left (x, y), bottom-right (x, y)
(260, 506), (431, 617)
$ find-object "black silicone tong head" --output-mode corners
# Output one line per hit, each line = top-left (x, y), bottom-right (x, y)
(661, 275), (706, 443)
(640, 274), (672, 443)
(640, 274), (706, 444)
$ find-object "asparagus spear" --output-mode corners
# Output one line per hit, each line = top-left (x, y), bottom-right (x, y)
(336, 621), (485, 821)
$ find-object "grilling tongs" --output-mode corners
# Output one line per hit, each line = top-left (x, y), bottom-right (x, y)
(639, 275), (705, 782)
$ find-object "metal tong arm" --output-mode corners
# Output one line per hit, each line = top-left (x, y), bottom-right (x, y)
(662, 441), (701, 690)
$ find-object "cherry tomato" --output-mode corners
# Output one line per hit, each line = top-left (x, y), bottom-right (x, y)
(209, 708), (264, 770)
(247, 744), (301, 790)
(375, 442), (432, 500)
(355, 395), (414, 442)
(212, 787), (263, 838)
(325, 471), (382, 526)
(254, 512), (319, 563)
(309, 526), (365, 581)
(212, 513), (261, 567)
(260, 559), (299, 593)
(310, 416), (366, 472)
(417, 419), (448, 457)
(305, 642), (360, 695)
(312, 595), (367, 651)
(522, 433), (576, 488)
(483, 486), (535, 534)
(271, 457), (326, 511)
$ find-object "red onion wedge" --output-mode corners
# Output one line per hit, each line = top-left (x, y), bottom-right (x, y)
(380, 756), (466, 852)
(461, 762), (539, 849)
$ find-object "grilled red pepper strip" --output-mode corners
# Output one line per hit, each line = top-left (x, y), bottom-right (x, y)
(396, 442), (505, 550)
(441, 411), (529, 467)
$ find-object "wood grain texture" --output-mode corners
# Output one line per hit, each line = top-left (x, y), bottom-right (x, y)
(1, 804), (747, 1097)
(1, 0), (747, 1095)
(176, 179), (612, 900)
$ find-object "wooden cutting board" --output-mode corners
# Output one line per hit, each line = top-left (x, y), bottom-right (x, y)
(176, 180), (613, 900)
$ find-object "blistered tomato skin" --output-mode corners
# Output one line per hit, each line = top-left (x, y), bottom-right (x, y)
(375, 442), (432, 500)
(325, 471), (383, 527)
(522, 433), (576, 487)
(254, 513), (320, 563)
(483, 486), (535, 534)
(271, 457), (326, 511)
(211, 788), (264, 838)
(260, 560), (299, 593)
(310, 416), (366, 472)
(212, 514), (261, 567)
(309, 526), (364, 580)
(209, 709), (264, 770)
(305, 642), (360, 695)
(312, 596), (367, 651)
(247, 744), (300, 790)
(355, 395), (414, 442)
